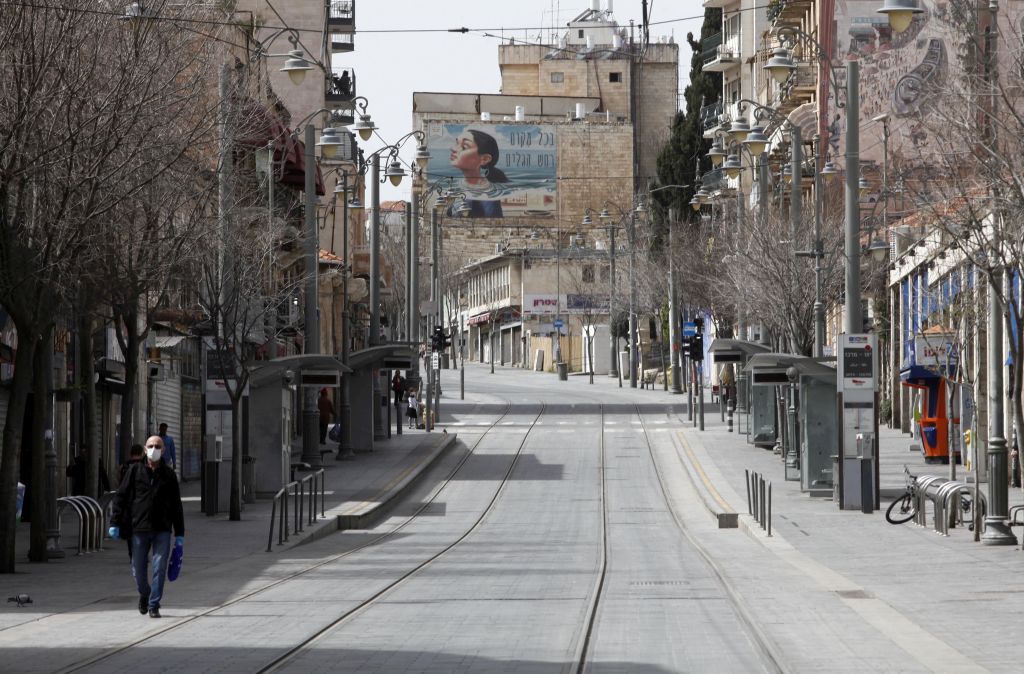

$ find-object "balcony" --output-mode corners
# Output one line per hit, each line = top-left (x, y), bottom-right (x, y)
(769, 0), (813, 28)
(703, 42), (740, 73)
(700, 100), (725, 138)
(326, 66), (355, 105)
(328, 0), (355, 27)
(331, 31), (354, 53)
(703, 0), (735, 8)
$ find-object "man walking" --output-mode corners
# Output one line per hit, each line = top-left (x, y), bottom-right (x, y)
(318, 388), (333, 445)
(109, 435), (185, 618)
(157, 423), (177, 473)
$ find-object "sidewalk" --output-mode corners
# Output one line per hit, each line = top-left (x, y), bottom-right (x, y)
(675, 398), (1024, 672)
(0, 425), (457, 630)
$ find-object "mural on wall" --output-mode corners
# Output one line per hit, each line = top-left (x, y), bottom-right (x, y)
(825, 2), (961, 182)
(423, 122), (557, 219)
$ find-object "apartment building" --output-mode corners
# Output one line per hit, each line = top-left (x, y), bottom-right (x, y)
(412, 1), (678, 372)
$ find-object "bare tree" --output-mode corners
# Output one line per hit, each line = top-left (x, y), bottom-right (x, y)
(0, 1), (221, 571)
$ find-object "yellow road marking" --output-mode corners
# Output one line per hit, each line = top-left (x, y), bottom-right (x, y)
(676, 431), (735, 514)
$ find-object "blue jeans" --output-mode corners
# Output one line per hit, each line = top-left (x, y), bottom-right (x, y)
(131, 530), (171, 609)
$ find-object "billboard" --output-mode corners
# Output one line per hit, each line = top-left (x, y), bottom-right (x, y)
(423, 122), (557, 218)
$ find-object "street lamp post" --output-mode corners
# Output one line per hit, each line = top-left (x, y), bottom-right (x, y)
(598, 208), (619, 381)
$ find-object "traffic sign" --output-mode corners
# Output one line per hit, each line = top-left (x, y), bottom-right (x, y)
(431, 352), (439, 370)
(553, 319), (564, 329)
(683, 321), (697, 337)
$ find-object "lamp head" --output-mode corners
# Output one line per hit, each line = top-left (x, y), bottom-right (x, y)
(280, 50), (314, 86)
(743, 125), (769, 157)
(316, 127), (343, 159)
(385, 159), (406, 186)
(347, 197), (364, 212)
(782, 164), (793, 184)
(599, 207), (611, 223)
(764, 46), (796, 84)
(728, 118), (750, 143)
(821, 160), (839, 177)
(867, 238), (890, 263)
(415, 143), (430, 170)
(690, 196), (702, 211)
(723, 154), (742, 180)
(352, 113), (376, 141)
(708, 139), (728, 166)
(581, 211), (593, 226)
(859, 176), (871, 197)
(877, 0), (923, 34)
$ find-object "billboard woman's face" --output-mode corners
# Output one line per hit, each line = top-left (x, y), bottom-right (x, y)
(450, 131), (492, 175)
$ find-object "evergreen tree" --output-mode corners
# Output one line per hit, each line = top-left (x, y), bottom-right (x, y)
(654, 10), (721, 223)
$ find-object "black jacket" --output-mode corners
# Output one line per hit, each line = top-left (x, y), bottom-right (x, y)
(110, 460), (185, 536)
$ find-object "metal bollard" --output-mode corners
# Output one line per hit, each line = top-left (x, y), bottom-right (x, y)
(727, 398), (734, 433)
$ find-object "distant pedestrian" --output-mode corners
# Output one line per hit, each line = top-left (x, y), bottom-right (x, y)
(407, 389), (420, 429)
(109, 435), (185, 619)
(157, 423), (177, 473)
(318, 389), (333, 444)
(391, 372), (406, 406)
(66, 446), (110, 497)
(118, 444), (145, 487)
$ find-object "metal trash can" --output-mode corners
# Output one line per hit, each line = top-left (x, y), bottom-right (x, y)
(556, 362), (568, 381)
(242, 456), (256, 504)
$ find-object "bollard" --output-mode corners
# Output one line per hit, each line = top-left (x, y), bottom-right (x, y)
(727, 397), (734, 433)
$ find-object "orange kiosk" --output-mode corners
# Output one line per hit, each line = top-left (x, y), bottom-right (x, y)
(900, 330), (960, 464)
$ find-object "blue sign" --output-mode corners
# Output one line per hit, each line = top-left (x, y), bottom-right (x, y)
(553, 319), (564, 329)
(683, 322), (697, 337)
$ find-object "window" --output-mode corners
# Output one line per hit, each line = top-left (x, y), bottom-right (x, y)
(600, 267), (610, 283)
(578, 29), (584, 39)
(582, 265), (594, 283)
(551, 71), (564, 83)
(609, 72), (621, 83)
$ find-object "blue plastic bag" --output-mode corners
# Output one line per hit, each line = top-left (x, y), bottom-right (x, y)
(168, 541), (183, 581)
(15, 482), (24, 521)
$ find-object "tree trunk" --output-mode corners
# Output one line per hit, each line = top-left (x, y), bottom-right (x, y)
(29, 330), (52, 562)
(80, 313), (99, 498)
(230, 393), (242, 521)
(0, 335), (37, 572)
(118, 310), (141, 463)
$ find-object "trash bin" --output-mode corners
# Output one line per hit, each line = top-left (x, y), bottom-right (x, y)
(441, 353), (450, 369)
(556, 362), (568, 381)
(242, 456), (256, 504)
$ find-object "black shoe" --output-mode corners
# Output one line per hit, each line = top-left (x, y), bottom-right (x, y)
(148, 606), (161, 618)
(138, 595), (148, 615)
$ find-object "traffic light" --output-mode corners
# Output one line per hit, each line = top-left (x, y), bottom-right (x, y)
(431, 326), (444, 351)
(688, 333), (704, 361)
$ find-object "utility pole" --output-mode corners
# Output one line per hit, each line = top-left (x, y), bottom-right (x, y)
(669, 207), (682, 394)
(843, 60), (861, 335)
(982, 0), (1016, 545)
(300, 124), (322, 467)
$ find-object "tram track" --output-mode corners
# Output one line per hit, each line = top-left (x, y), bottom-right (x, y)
(633, 404), (787, 674)
(59, 397), (525, 674)
(257, 400), (549, 673)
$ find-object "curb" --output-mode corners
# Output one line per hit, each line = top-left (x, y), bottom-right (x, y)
(672, 428), (739, 529)
(292, 433), (459, 547)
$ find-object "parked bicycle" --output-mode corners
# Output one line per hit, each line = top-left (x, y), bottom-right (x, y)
(885, 465), (981, 528)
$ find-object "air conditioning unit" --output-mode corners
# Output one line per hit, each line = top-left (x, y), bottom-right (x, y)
(148, 363), (167, 382)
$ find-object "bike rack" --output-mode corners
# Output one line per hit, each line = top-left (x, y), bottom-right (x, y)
(936, 482), (986, 536)
(911, 475), (946, 527)
(57, 495), (104, 555)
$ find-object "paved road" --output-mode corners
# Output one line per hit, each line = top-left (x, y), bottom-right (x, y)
(4, 362), (1024, 672)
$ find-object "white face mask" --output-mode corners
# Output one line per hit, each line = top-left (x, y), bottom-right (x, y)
(146, 447), (163, 462)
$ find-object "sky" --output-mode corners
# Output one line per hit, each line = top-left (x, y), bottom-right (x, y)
(342, 0), (705, 202)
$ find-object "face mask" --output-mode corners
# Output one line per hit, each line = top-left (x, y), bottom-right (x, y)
(146, 447), (163, 462)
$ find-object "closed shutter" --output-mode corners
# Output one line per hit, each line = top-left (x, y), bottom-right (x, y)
(153, 376), (182, 441)
(180, 382), (202, 480)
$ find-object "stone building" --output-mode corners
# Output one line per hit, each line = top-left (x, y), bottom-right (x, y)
(412, 3), (678, 372)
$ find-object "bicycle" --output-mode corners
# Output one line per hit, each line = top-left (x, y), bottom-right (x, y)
(885, 465), (982, 529)
(885, 465), (919, 524)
